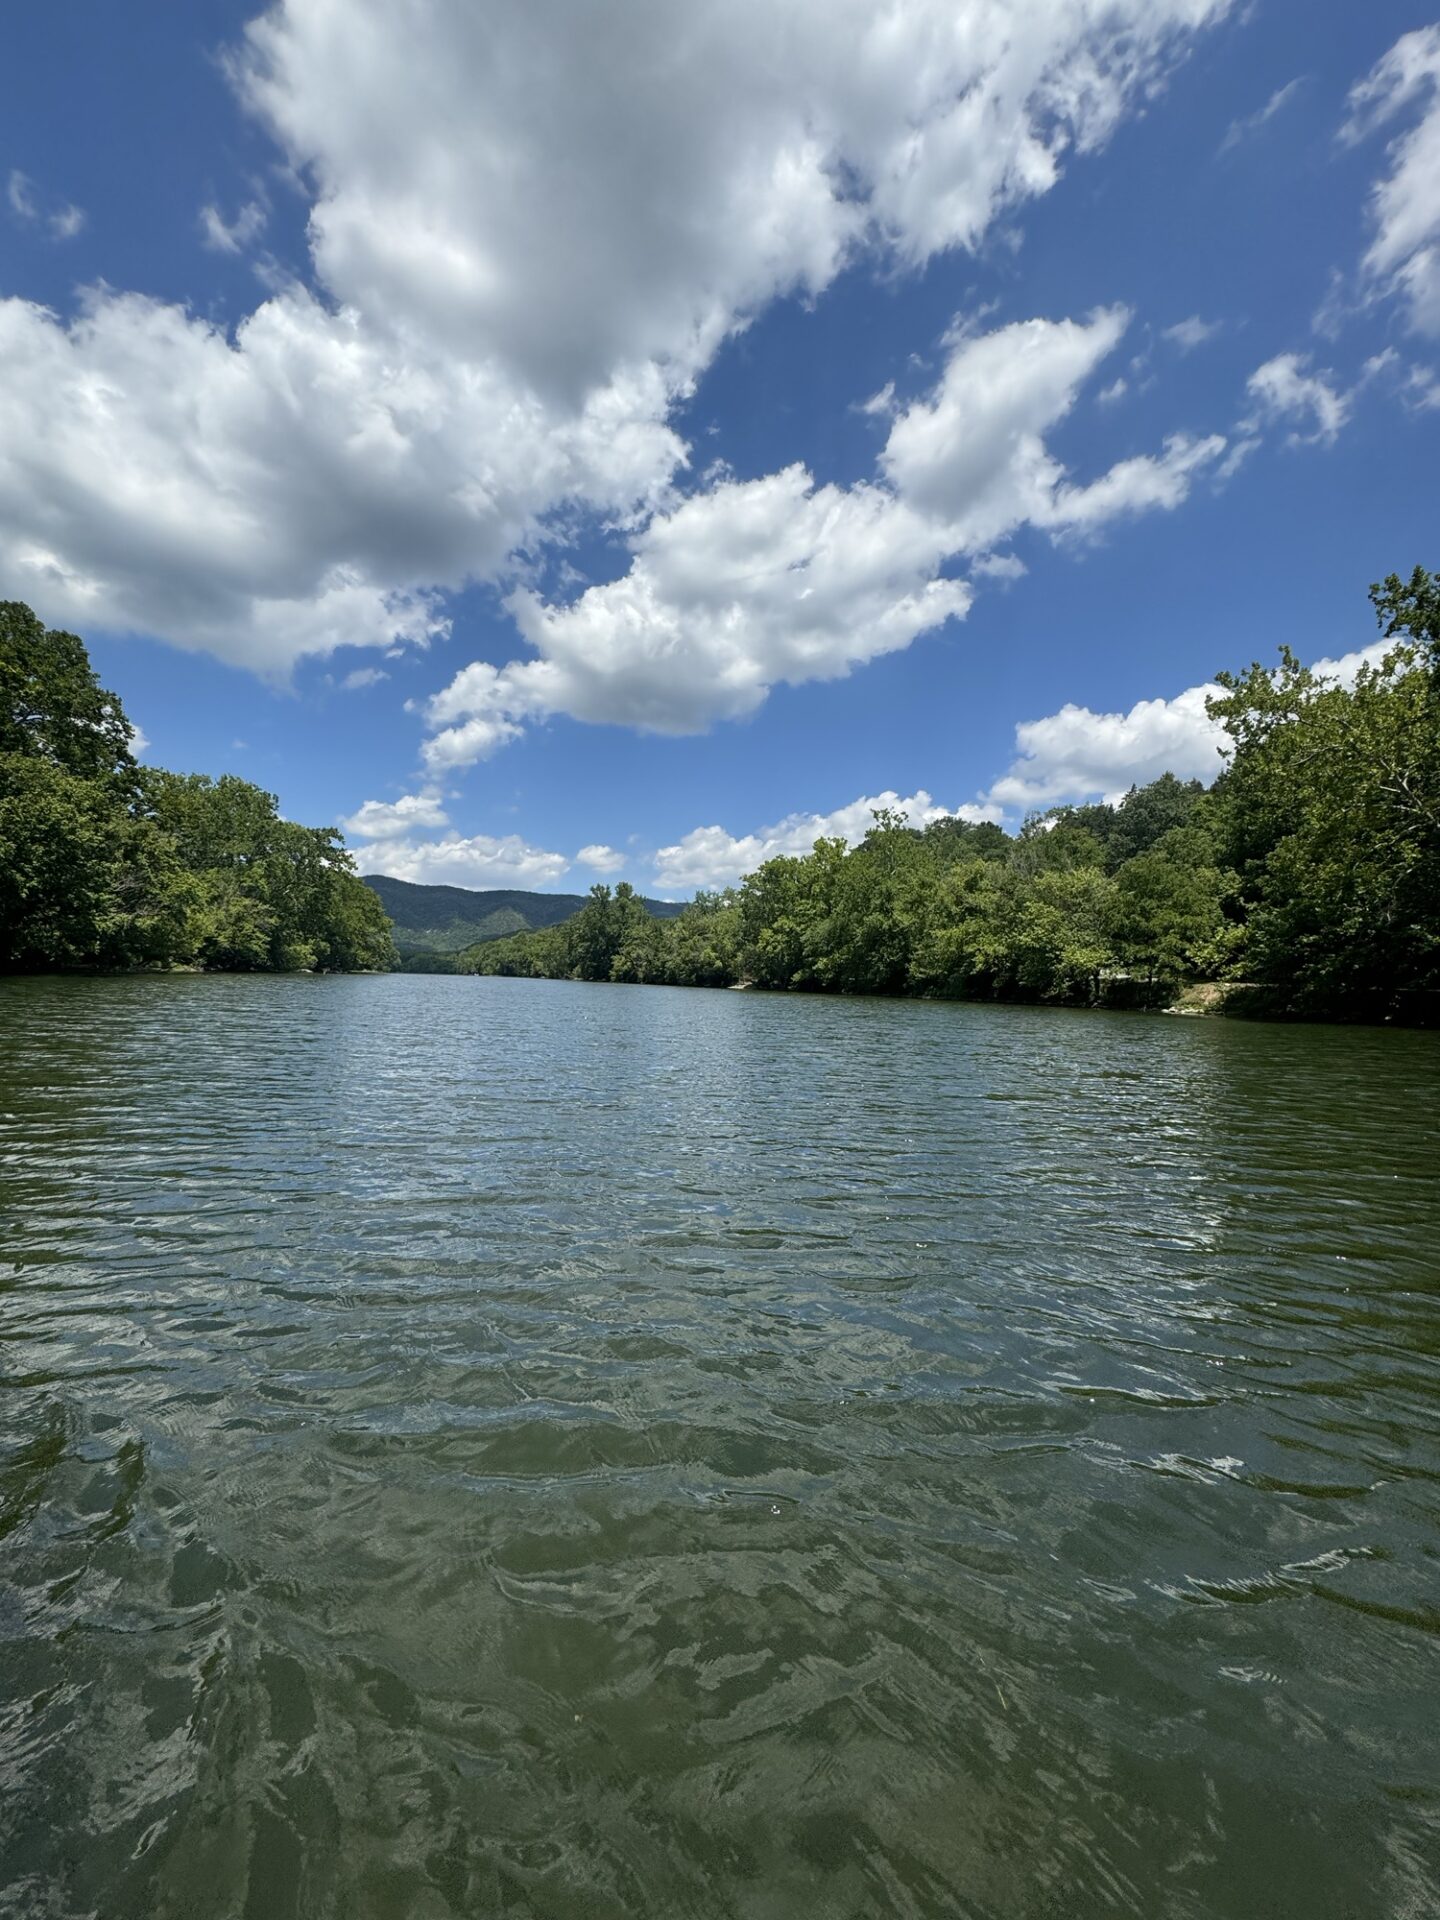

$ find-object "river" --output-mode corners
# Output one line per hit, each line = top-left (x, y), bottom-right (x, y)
(1, 974), (1436, 1919)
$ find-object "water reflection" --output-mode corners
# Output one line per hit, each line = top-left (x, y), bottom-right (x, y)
(1, 975), (1437, 1919)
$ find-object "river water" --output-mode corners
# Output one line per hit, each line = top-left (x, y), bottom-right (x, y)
(1, 974), (1436, 1919)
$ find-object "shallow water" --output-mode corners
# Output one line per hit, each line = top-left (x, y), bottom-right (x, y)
(1, 974), (1437, 1919)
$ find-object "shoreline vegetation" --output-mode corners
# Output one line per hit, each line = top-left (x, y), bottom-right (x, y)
(4, 569), (1437, 1023)
(452, 569), (1439, 1027)
(0, 601), (395, 975)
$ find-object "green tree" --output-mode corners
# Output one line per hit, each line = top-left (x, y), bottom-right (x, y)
(1106, 774), (1206, 867)
(1207, 572), (1439, 1011)
(0, 757), (183, 967)
(1110, 828), (1234, 986)
(0, 602), (138, 787)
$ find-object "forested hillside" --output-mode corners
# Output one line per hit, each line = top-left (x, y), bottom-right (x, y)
(0, 603), (395, 973)
(364, 873), (683, 959)
(469, 570), (1440, 1022)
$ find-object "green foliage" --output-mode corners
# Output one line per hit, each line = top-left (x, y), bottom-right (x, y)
(1206, 570), (1439, 1013)
(0, 601), (137, 787)
(0, 756), (187, 968)
(1110, 828), (1233, 985)
(465, 569), (1437, 1022)
(9, 570), (1434, 1018)
(465, 883), (741, 989)
(362, 873), (683, 957)
(0, 603), (395, 975)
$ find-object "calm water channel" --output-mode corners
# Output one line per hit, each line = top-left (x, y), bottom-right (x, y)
(1, 974), (1437, 1919)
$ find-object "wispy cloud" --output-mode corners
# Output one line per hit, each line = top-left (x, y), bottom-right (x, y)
(7, 170), (37, 220)
(199, 198), (268, 255)
(1343, 27), (1440, 337)
(1162, 315), (1223, 353)
(7, 169), (85, 240)
(1218, 77), (1306, 156)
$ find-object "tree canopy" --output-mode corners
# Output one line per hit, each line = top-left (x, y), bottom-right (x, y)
(0, 604), (394, 974)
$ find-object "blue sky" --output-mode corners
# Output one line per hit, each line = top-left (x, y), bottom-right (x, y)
(4, 1), (1437, 893)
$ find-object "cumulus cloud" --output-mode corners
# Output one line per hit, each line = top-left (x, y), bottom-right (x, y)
(577, 844), (626, 873)
(339, 791), (449, 840)
(422, 473), (969, 767)
(981, 637), (1398, 813)
(880, 309), (1127, 536)
(423, 311), (1229, 765)
(0, 0), (1233, 677)
(356, 832), (570, 889)
(236, 0), (1233, 400)
(983, 684), (1227, 810)
(1048, 432), (1227, 532)
(0, 287), (680, 675)
(1344, 26), (1440, 336)
(1244, 353), (1349, 444)
(652, 789), (1000, 892)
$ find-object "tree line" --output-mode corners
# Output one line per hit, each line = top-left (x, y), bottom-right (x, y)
(1, 602), (395, 973)
(467, 569), (1439, 1020)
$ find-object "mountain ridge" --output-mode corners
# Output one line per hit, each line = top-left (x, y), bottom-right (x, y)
(361, 873), (684, 954)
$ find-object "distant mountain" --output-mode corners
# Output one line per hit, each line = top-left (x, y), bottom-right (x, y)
(361, 873), (684, 954)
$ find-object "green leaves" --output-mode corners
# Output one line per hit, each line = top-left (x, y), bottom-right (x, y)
(0, 604), (396, 975)
(1206, 572), (1440, 1013)
(0, 602), (138, 788)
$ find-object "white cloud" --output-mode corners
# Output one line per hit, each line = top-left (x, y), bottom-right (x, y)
(1344, 27), (1440, 335)
(1218, 77), (1304, 156)
(1244, 353), (1349, 444)
(423, 468), (970, 765)
(357, 831), (570, 889)
(1162, 315), (1223, 352)
(7, 171), (37, 221)
(1049, 432), (1227, 532)
(423, 310), (1228, 765)
(127, 722), (151, 759)
(339, 665), (388, 690)
(200, 199), (268, 253)
(1309, 638), (1392, 685)
(984, 684), (1228, 810)
(971, 551), (1026, 582)
(1096, 376), (1128, 405)
(6, 170), (84, 240)
(981, 636), (1398, 813)
(0, 0), (1233, 677)
(0, 288), (676, 674)
(339, 791), (449, 840)
(577, 844), (626, 873)
(880, 309), (1128, 536)
(652, 789), (1000, 891)
(237, 0), (1233, 399)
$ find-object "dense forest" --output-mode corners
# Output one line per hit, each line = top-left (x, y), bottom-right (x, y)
(0, 602), (395, 973)
(467, 569), (1440, 1022)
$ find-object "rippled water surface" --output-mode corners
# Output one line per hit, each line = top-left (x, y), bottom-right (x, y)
(1, 975), (1437, 1919)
